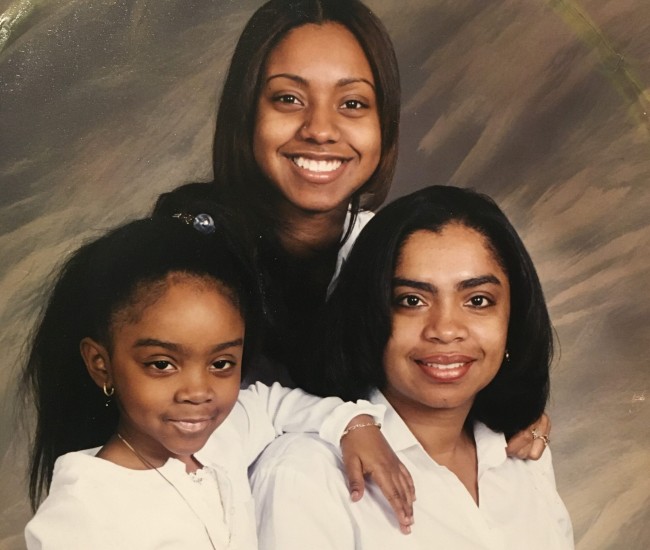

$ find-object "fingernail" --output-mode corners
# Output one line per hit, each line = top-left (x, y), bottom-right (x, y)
(351, 490), (360, 501)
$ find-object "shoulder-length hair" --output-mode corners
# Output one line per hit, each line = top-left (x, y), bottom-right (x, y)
(212, 0), (400, 223)
(21, 206), (261, 510)
(302, 185), (552, 438)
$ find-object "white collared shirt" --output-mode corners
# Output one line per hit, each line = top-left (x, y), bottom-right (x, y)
(251, 390), (574, 550)
(25, 383), (384, 549)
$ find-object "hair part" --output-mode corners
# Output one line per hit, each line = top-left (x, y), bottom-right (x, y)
(21, 207), (260, 510)
(298, 185), (552, 438)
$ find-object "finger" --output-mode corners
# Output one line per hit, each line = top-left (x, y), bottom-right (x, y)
(537, 413), (552, 437)
(527, 437), (547, 460)
(393, 471), (413, 520)
(400, 462), (416, 504)
(344, 456), (365, 502)
(371, 469), (412, 532)
(505, 433), (530, 457)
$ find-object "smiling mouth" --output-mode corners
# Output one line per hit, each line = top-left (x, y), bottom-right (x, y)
(169, 419), (212, 434)
(417, 361), (467, 370)
(291, 156), (344, 173)
(415, 359), (474, 381)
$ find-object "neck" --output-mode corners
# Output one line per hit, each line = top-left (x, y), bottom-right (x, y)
(386, 394), (473, 458)
(384, 391), (479, 503)
(273, 201), (349, 258)
(100, 428), (201, 474)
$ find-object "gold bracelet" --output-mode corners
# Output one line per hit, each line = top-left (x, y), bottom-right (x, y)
(341, 421), (382, 438)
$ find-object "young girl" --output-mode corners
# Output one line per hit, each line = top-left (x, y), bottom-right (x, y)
(251, 186), (573, 548)
(155, 0), (547, 462)
(22, 206), (415, 549)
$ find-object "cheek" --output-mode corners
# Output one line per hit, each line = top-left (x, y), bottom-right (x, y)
(475, 315), (509, 360)
(382, 322), (413, 378)
(355, 117), (381, 165)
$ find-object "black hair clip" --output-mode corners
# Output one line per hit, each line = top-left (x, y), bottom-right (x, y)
(172, 212), (216, 235)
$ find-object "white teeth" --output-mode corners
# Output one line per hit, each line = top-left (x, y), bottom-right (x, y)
(293, 156), (342, 172)
(422, 362), (465, 370)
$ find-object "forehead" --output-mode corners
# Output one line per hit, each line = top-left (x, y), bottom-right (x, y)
(396, 225), (507, 282)
(111, 273), (241, 332)
(266, 22), (373, 79)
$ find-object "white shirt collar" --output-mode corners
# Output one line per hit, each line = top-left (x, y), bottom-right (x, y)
(369, 389), (508, 474)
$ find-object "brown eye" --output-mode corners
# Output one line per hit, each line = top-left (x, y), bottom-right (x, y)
(146, 360), (174, 371)
(467, 295), (493, 308)
(342, 99), (366, 109)
(274, 94), (301, 105)
(397, 294), (424, 308)
(211, 360), (236, 371)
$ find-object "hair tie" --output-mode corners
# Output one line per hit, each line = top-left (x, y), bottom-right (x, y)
(172, 212), (216, 235)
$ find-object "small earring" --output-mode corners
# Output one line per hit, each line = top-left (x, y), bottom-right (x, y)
(103, 382), (115, 407)
(504, 350), (510, 362)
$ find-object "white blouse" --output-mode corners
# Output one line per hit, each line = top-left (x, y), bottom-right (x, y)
(251, 390), (574, 550)
(25, 382), (384, 549)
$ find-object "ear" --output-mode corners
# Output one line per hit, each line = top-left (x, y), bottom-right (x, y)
(80, 337), (112, 389)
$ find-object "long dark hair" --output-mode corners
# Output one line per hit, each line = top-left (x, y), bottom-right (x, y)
(299, 185), (552, 439)
(21, 206), (260, 510)
(212, 0), (400, 229)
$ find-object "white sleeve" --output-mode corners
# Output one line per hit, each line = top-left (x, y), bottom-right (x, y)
(231, 381), (385, 465)
(251, 435), (356, 550)
(531, 448), (575, 546)
(25, 496), (116, 550)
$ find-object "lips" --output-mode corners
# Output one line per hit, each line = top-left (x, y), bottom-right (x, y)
(292, 156), (343, 173)
(285, 153), (351, 184)
(168, 417), (213, 434)
(415, 354), (475, 382)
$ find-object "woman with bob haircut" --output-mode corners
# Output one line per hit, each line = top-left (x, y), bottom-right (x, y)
(251, 185), (574, 548)
(155, 0), (548, 456)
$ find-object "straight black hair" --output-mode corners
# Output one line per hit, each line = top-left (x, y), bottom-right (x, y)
(21, 205), (261, 510)
(298, 185), (552, 438)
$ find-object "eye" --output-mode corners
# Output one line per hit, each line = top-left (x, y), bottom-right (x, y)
(396, 294), (426, 308)
(273, 94), (303, 106)
(146, 360), (175, 372)
(211, 359), (237, 372)
(341, 99), (367, 110)
(466, 295), (494, 309)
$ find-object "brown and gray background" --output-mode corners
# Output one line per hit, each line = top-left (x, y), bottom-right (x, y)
(1, 1), (648, 548)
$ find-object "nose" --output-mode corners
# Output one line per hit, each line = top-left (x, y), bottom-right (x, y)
(297, 103), (340, 144)
(175, 369), (215, 404)
(422, 303), (468, 343)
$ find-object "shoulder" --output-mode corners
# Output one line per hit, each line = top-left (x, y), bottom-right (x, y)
(25, 452), (115, 548)
(251, 432), (343, 486)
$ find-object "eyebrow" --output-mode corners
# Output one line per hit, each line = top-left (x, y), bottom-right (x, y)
(133, 338), (244, 354)
(457, 275), (502, 290)
(266, 73), (375, 90)
(392, 274), (502, 293)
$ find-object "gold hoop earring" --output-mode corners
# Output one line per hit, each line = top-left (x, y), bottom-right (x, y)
(103, 382), (115, 407)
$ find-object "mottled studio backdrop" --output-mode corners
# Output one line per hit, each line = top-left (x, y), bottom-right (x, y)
(1, 1), (648, 548)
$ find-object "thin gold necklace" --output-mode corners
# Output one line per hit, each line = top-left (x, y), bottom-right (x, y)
(116, 433), (219, 550)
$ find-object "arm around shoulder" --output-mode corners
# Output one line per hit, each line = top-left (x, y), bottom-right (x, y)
(233, 382), (384, 465)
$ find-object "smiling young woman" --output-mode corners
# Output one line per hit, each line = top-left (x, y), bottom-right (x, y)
(253, 22), (381, 224)
(155, 0), (399, 383)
